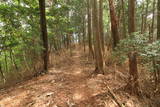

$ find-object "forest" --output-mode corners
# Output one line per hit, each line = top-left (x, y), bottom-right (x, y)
(0, 0), (160, 106)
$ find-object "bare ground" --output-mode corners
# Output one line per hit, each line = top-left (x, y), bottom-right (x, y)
(0, 48), (158, 107)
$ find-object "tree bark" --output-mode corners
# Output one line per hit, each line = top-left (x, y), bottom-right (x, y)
(108, 0), (120, 48)
(149, 0), (157, 87)
(92, 0), (104, 74)
(128, 0), (135, 33)
(141, 3), (144, 34)
(143, 0), (149, 33)
(150, 0), (156, 42)
(128, 0), (139, 94)
(0, 62), (5, 81)
(128, 53), (139, 94)
(83, 17), (86, 52)
(87, 0), (94, 58)
(39, 0), (49, 72)
(121, 0), (126, 38)
(99, 0), (105, 52)
(157, 0), (160, 83)
(157, 0), (160, 39)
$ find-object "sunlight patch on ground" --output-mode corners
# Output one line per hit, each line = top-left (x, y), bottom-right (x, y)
(72, 55), (79, 58)
(0, 90), (29, 107)
(73, 92), (83, 101)
(73, 70), (82, 75)
(87, 79), (100, 89)
(49, 68), (62, 73)
(64, 68), (83, 76)
(72, 87), (92, 103)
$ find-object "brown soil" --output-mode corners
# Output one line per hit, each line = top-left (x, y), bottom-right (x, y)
(0, 48), (159, 107)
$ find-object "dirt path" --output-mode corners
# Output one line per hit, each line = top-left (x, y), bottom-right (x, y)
(0, 49), (144, 107)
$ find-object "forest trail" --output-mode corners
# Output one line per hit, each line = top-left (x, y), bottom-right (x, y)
(0, 48), (144, 107)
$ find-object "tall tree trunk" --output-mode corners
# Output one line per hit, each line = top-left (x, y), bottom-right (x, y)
(128, 0), (135, 33)
(157, 0), (160, 40)
(10, 49), (18, 71)
(108, 0), (120, 48)
(151, 0), (156, 41)
(99, 0), (105, 52)
(157, 0), (160, 83)
(141, 3), (144, 34)
(150, 0), (156, 42)
(39, 0), (49, 72)
(121, 0), (126, 38)
(0, 62), (5, 82)
(143, 0), (149, 33)
(150, 0), (157, 87)
(92, 0), (104, 74)
(128, 0), (139, 94)
(87, 0), (94, 58)
(83, 17), (86, 52)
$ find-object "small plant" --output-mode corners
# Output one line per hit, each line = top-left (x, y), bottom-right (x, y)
(113, 31), (160, 75)
(113, 32), (148, 64)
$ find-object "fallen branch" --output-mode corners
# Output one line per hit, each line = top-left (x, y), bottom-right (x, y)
(107, 86), (123, 107)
